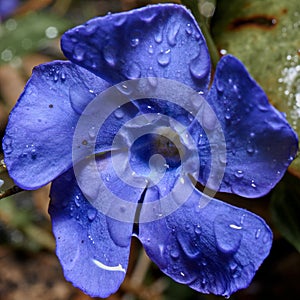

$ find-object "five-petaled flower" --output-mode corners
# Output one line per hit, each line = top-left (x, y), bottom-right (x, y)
(2, 4), (298, 298)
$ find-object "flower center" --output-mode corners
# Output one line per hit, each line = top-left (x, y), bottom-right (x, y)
(129, 131), (183, 177)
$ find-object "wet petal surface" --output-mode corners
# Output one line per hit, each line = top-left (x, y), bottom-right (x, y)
(49, 167), (134, 298)
(61, 4), (210, 92)
(205, 55), (298, 197)
(137, 184), (272, 297)
(3, 61), (109, 189)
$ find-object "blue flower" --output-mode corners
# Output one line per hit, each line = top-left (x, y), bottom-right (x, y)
(2, 4), (298, 298)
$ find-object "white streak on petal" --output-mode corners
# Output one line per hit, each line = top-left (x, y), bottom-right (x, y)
(92, 259), (126, 273)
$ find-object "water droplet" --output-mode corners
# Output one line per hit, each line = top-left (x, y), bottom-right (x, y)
(61, 70), (66, 81)
(251, 180), (256, 188)
(255, 228), (261, 239)
(139, 9), (157, 23)
(216, 77), (224, 92)
(186, 23), (193, 35)
(88, 126), (97, 139)
(194, 224), (202, 235)
(113, 15), (127, 27)
(214, 215), (243, 254)
(229, 261), (238, 271)
(170, 248), (180, 259)
(154, 27), (163, 44)
(157, 49), (171, 66)
(234, 170), (244, 179)
(147, 68), (158, 87)
(73, 45), (85, 61)
(177, 232), (200, 258)
(114, 107), (125, 119)
(148, 44), (154, 54)
(69, 86), (92, 115)
(189, 54), (209, 80)
(103, 43), (117, 67)
(3, 136), (13, 154)
(167, 22), (180, 46)
(31, 148), (37, 160)
(116, 83), (133, 95)
(246, 143), (255, 154)
(202, 103), (217, 131)
(127, 62), (141, 79)
(130, 38), (139, 47)
(87, 209), (97, 221)
(74, 195), (81, 207)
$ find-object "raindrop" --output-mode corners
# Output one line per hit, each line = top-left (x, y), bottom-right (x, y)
(3, 136), (13, 154)
(130, 38), (140, 47)
(255, 228), (261, 239)
(139, 9), (157, 23)
(194, 224), (202, 235)
(60, 70), (66, 81)
(234, 170), (244, 179)
(167, 22), (180, 46)
(148, 44), (154, 54)
(177, 232), (200, 258)
(157, 49), (171, 66)
(69, 87), (92, 115)
(114, 107), (125, 119)
(113, 15), (127, 27)
(214, 216), (243, 254)
(170, 248), (180, 259)
(87, 209), (97, 221)
(246, 143), (255, 154)
(154, 27), (163, 44)
(116, 83), (132, 95)
(127, 62), (141, 79)
(216, 77), (224, 92)
(202, 103), (217, 131)
(30, 148), (37, 160)
(189, 54), (209, 80)
(147, 68), (158, 87)
(74, 195), (81, 207)
(73, 45), (85, 61)
(103, 43), (117, 67)
(88, 126), (97, 139)
(186, 23), (193, 35)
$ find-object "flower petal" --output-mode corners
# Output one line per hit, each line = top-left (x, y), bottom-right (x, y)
(137, 184), (272, 297)
(3, 61), (109, 189)
(61, 4), (210, 92)
(49, 167), (134, 298)
(205, 55), (298, 197)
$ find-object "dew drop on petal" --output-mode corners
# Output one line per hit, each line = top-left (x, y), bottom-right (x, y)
(234, 170), (244, 179)
(103, 43), (117, 67)
(114, 107), (125, 119)
(73, 45), (85, 61)
(176, 232), (200, 258)
(214, 216), (243, 254)
(154, 27), (163, 44)
(157, 49), (171, 66)
(87, 208), (97, 221)
(139, 9), (157, 23)
(189, 53), (209, 80)
(127, 62), (141, 79)
(113, 15), (127, 27)
(167, 22), (180, 46)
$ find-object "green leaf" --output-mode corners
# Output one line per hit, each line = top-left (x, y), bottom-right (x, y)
(212, 0), (300, 175)
(271, 173), (300, 252)
(0, 12), (72, 65)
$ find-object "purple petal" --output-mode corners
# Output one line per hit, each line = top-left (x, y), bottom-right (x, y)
(49, 167), (134, 298)
(204, 55), (298, 197)
(137, 185), (272, 297)
(3, 61), (109, 189)
(61, 4), (210, 92)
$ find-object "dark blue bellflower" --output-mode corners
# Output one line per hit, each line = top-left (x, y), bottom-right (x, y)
(0, 0), (19, 19)
(2, 4), (298, 298)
